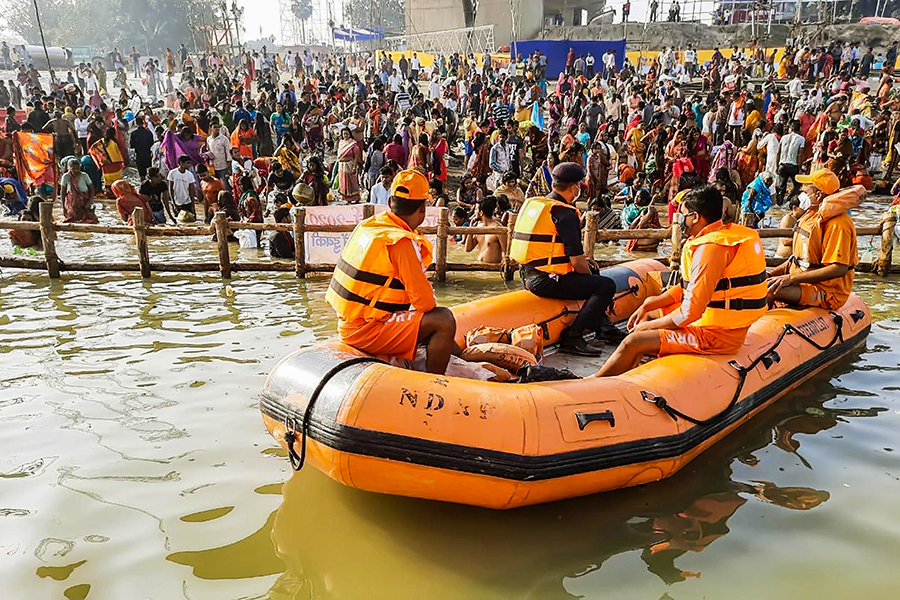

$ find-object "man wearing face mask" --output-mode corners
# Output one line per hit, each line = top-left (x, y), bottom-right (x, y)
(510, 162), (622, 356)
(766, 169), (860, 310)
(593, 186), (768, 377)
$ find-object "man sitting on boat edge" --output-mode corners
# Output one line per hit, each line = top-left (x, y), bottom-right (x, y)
(593, 186), (768, 377)
(510, 162), (624, 357)
(766, 168), (861, 311)
(325, 169), (459, 374)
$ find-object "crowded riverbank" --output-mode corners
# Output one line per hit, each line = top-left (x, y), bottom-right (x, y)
(3, 34), (900, 599)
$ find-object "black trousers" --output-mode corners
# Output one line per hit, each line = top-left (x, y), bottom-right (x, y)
(777, 163), (800, 205)
(522, 269), (616, 334)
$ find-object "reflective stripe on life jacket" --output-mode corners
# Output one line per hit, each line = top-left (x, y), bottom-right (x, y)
(509, 197), (576, 275)
(326, 211), (433, 322)
(681, 222), (768, 329)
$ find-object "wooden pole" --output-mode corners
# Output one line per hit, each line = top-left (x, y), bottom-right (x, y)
(293, 207), (306, 278)
(582, 210), (599, 260)
(213, 211), (232, 279)
(435, 206), (449, 283)
(132, 207), (151, 278)
(31, 0), (53, 73)
(669, 214), (684, 285)
(502, 211), (517, 282)
(39, 201), (59, 279)
(874, 211), (897, 277)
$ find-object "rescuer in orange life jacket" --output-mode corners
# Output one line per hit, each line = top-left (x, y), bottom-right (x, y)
(766, 168), (860, 310)
(325, 169), (459, 374)
(510, 162), (625, 356)
(593, 186), (769, 377)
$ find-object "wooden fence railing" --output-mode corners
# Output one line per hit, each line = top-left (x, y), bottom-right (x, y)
(0, 202), (897, 280)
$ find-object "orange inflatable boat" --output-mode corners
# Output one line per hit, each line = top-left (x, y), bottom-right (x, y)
(260, 259), (871, 509)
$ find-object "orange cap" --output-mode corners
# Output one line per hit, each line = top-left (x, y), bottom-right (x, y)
(795, 169), (840, 195)
(390, 169), (430, 201)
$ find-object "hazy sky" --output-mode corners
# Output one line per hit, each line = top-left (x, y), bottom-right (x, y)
(238, 0), (342, 45)
(238, 0), (281, 41)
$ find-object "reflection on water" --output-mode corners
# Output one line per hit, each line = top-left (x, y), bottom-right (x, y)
(1, 217), (900, 598)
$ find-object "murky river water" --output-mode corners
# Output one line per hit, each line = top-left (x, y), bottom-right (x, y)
(2, 198), (899, 599)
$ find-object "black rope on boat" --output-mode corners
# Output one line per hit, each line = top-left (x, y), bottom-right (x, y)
(284, 356), (386, 472)
(642, 312), (846, 427)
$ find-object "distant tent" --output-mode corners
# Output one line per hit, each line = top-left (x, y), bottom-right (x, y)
(331, 27), (382, 43)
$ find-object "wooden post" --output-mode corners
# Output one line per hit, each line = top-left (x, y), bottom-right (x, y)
(132, 207), (151, 278)
(502, 211), (517, 282)
(39, 201), (59, 279)
(669, 216), (684, 285)
(435, 206), (449, 283)
(582, 210), (599, 260)
(874, 211), (897, 277)
(293, 207), (306, 278)
(213, 211), (232, 279)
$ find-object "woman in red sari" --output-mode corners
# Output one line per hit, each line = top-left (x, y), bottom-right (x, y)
(665, 128), (691, 203)
(407, 133), (431, 173)
(430, 130), (448, 183)
(688, 128), (711, 181)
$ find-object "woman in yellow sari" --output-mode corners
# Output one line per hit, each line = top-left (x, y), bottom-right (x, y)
(274, 133), (303, 176)
(89, 127), (124, 191)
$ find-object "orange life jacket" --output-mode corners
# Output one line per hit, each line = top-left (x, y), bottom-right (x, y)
(791, 185), (863, 272)
(510, 197), (577, 275)
(326, 211), (433, 322)
(681, 222), (768, 329)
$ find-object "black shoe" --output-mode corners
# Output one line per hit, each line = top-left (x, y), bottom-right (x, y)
(560, 335), (606, 356)
(595, 323), (627, 344)
(517, 364), (581, 382)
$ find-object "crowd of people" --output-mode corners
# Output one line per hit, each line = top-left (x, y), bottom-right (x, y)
(322, 36), (883, 374)
(0, 32), (895, 377)
(0, 36), (897, 265)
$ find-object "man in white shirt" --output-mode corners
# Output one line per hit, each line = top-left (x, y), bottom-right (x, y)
(457, 79), (468, 115)
(702, 104), (715, 138)
(602, 50), (616, 79)
(167, 155), (198, 216)
(84, 72), (98, 95)
(369, 167), (393, 205)
(684, 46), (696, 77)
(849, 111), (874, 131)
(428, 77), (441, 101)
(776, 119), (806, 205)
(410, 53), (421, 81)
(786, 75), (803, 99)
(205, 121), (232, 188)
(585, 52), (595, 78)
(388, 69), (402, 96)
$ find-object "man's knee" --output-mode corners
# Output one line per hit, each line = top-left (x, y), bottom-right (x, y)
(621, 330), (661, 354)
(588, 276), (617, 302)
(425, 306), (456, 332)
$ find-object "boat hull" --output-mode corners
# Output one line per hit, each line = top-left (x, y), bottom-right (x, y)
(260, 260), (871, 508)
